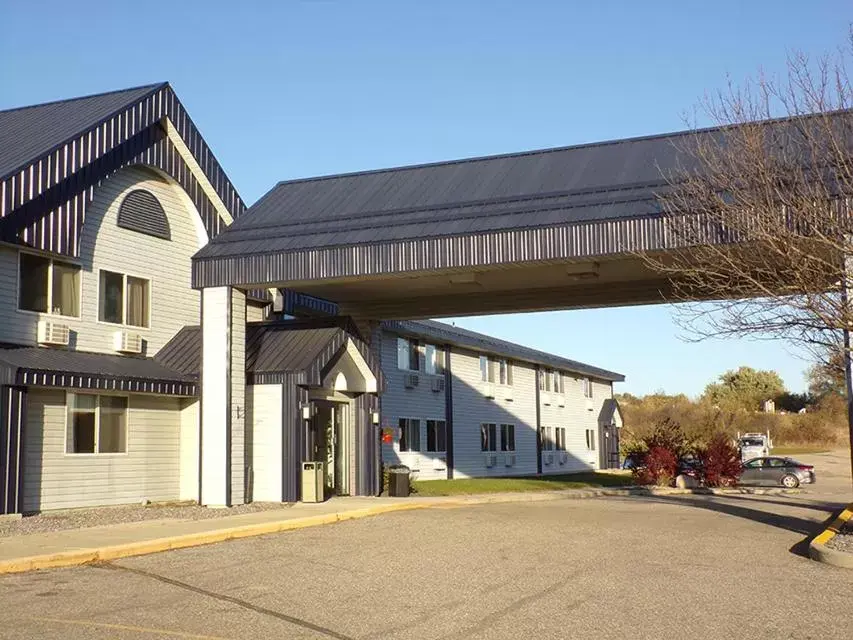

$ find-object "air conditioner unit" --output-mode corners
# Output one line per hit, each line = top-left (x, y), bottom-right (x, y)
(543, 452), (554, 466)
(37, 320), (70, 346)
(484, 453), (496, 468)
(586, 399), (594, 411)
(113, 330), (143, 354)
(482, 383), (495, 399)
(557, 395), (566, 408)
(503, 386), (514, 402)
(504, 453), (516, 467)
(403, 372), (419, 389)
(431, 377), (445, 393)
(433, 457), (447, 471)
(559, 452), (568, 465)
(542, 392), (552, 406)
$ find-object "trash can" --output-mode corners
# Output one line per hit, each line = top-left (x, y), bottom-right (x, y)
(388, 465), (411, 497)
(302, 461), (325, 503)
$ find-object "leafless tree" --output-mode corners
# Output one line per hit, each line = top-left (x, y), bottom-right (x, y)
(640, 32), (853, 479)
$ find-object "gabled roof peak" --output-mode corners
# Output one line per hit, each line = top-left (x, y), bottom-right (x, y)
(0, 82), (167, 115)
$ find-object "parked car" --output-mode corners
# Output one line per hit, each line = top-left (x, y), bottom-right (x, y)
(739, 457), (816, 488)
(622, 452), (646, 471)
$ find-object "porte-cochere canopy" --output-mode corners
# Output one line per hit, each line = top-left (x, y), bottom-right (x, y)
(191, 123), (718, 319)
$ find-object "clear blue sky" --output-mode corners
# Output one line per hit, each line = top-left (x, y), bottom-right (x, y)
(1, 1), (848, 396)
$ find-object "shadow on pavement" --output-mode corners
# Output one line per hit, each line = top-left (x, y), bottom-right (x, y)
(632, 494), (841, 558)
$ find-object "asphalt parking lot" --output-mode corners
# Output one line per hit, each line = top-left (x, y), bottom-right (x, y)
(1, 451), (851, 640)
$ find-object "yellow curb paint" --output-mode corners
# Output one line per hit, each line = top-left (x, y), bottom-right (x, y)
(0, 502), (432, 575)
(812, 505), (853, 547)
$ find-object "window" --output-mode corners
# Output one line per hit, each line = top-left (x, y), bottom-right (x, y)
(99, 270), (150, 328)
(397, 338), (419, 371)
(66, 394), (128, 454)
(424, 344), (444, 375)
(541, 426), (554, 451)
(399, 418), (420, 452)
(744, 459), (763, 469)
(500, 424), (515, 452)
(481, 423), (497, 452)
(481, 356), (512, 385)
(555, 427), (567, 451)
(585, 429), (596, 451)
(542, 370), (553, 392)
(553, 372), (564, 394)
(18, 253), (81, 317)
(582, 378), (593, 399)
(426, 419), (446, 452)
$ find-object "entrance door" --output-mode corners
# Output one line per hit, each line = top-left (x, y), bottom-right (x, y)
(311, 400), (351, 497)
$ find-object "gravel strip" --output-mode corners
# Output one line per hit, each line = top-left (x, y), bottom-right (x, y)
(0, 502), (294, 538)
(825, 519), (853, 554)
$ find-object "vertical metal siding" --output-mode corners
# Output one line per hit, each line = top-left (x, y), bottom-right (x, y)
(1, 85), (245, 257)
(0, 386), (25, 515)
(281, 375), (307, 502)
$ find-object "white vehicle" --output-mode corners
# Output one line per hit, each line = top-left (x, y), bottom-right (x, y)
(737, 431), (772, 461)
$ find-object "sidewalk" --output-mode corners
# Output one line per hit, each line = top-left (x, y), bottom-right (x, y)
(0, 485), (800, 575)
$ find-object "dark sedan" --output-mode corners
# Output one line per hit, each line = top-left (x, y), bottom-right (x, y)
(740, 457), (816, 488)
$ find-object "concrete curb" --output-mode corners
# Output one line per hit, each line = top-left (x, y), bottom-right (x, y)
(0, 502), (429, 575)
(808, 504), (853, 569)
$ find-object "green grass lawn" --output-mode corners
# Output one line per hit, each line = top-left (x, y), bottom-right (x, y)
(411, 471), (634, 497)
(772, 445), (831, 456)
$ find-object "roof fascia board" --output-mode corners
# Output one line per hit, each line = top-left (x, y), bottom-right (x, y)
(161, 117), (233, 225)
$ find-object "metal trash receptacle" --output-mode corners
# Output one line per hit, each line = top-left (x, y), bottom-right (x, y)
(388, 465), (411, 497)
(302, 461), (325, 502)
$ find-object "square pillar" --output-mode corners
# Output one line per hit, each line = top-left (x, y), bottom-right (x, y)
(200, 286), (246, 507)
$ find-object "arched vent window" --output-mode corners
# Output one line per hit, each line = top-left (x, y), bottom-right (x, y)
(117, 189), (171, 240)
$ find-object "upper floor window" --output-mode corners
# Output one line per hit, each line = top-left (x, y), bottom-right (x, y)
(582, 378), (593, 399)
(480, 356), (512, 385)
(424, 343), (445, 375)
(552, 371), (564, 394)
(99, 270), (150, 328)
(18, 253), (81, 317)
(397, 337), (419, 371)
(540, 369), (554, 392)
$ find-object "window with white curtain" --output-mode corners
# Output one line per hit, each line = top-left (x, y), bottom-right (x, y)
(66, 394), (128, 454)
(99, 270), (150, 328)
(18, 252), (80, 317)
(399, 418), (421, 452)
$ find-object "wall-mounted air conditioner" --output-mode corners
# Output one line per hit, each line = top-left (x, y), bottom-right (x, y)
(559, 452), (568, 465)
(482, 383), (495, 399)
(403, 372), (419, 389)
(557, 395), (566, 408)
(37, 320), (70, 346)
(431, 377), (445, 393)
(113, 330), (143, 354)
(503, 386), (514, 402)
(433, 457), (447, 471)
(586, 399), (594, 411)
(484, 453), (497, 468)
(504, 453), (516, 467)
(542, 392), (552, 406)
(543, 452), (554, 466)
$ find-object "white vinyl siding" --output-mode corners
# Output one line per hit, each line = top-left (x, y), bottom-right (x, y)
(246, 302), (268, 322)
(379, 331), (448, 480)
(22, 389), (182, 512)
(539, 374), (612, 473)
(0, 166), (205, 355)
(450, 348), (537, 478)
(179, 398), (199, 501)
(248, 384), (283, 502)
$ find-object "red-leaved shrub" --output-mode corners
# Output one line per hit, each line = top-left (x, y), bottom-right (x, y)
(700, 432), (742, 487)
(635, 446), (678, 486)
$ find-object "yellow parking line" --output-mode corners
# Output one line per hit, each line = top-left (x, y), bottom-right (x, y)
(28, 616), (231, 639)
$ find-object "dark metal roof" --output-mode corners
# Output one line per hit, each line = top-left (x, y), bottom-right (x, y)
(0, 84), (162, 180)
(598, 398), (622, 424)
(0, 343), (196, 395)
(383, 319), (624, 382)
(194, 128), (702, 262)
(156, 317), (367, 377)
